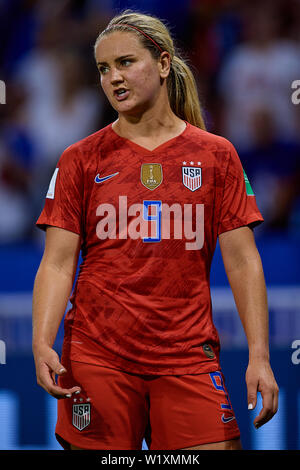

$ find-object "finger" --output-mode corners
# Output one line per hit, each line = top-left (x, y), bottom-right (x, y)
(41, 379), (81, 399)
(47, 384), (81, 400)
(38, 363), (81, 399)
(45, 357), (81, 394)
(47, 357), (68, 376)
(272, 386), (279, 416)
(247, 379), (258, 410)
(52, 364), (81, 396)
(253, 391), (274, 428)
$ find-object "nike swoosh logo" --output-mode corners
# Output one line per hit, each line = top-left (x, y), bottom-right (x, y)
(95, 172), (119, 183)
(221, 414), (236, 423)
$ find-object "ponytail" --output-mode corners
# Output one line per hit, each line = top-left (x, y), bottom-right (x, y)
(168, 55), (206, 130)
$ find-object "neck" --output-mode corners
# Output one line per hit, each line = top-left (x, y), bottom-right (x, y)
(113, 90), (183, 139)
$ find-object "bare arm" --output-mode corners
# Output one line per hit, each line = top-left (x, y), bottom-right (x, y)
(32, 226), (81, 399)
(219, 226), (279, 429)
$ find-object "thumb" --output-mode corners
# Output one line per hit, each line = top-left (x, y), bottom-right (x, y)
(46, 352), (67, 376)
(247, 381), (258, 410)
(56, 364), (67, 375)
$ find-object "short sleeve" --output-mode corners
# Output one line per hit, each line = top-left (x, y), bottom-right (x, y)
(36, 145), (83, 235)
(218, 142), (264, 235)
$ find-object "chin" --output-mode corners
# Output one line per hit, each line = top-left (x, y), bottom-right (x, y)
(117, 99), (151, 117)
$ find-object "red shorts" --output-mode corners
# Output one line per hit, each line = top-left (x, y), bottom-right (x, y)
(56, 360), (240, 450)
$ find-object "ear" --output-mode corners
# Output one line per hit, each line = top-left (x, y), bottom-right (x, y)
(158, 51), (171, 79)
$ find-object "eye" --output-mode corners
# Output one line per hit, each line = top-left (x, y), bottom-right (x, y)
(98, 65), (109, 74)
(121, 59), (132, 67)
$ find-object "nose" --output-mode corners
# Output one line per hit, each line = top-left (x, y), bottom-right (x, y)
(110, 67), (124, 85)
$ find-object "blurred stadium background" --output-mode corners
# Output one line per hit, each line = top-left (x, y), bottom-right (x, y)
(0, 0), (300, 450)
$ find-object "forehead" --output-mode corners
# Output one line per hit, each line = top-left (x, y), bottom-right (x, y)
(95, 31), (146, 62)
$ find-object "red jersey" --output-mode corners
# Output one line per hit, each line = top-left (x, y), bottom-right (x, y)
(36, 121), (263, 375)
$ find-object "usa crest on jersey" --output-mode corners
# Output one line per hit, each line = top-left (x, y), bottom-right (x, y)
(182, 163), (202, 191)
(72, 403), (91, 431)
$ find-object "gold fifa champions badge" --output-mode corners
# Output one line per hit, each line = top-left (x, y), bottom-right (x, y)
(141, 163), (163, 190)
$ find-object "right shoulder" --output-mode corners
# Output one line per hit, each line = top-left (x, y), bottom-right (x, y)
(57, 123), (114, 168)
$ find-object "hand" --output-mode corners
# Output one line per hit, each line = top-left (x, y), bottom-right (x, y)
(33, 343), (81, 399)
(246, 359), (279, 429)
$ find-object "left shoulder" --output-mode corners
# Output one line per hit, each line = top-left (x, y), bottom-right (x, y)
(185, 122), (235, 153)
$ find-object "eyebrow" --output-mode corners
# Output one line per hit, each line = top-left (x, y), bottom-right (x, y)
(97, 54), (135, 66)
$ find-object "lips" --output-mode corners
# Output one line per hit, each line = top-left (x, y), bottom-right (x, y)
(114, 88), (129, 101)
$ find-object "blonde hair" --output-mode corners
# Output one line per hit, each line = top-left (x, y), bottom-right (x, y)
(94, 10), (206, 130)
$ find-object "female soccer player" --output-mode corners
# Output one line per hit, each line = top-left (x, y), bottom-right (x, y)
(32, 10), (278, 450)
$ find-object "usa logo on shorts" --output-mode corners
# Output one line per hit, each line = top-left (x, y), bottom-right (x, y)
(72, 403), (91, 431)
(182, 162), (202, 191)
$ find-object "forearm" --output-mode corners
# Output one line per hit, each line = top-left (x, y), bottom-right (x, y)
(219, 227), (278, 426)
(225, 253), (270, 362)
(32, 260), (74, 350)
